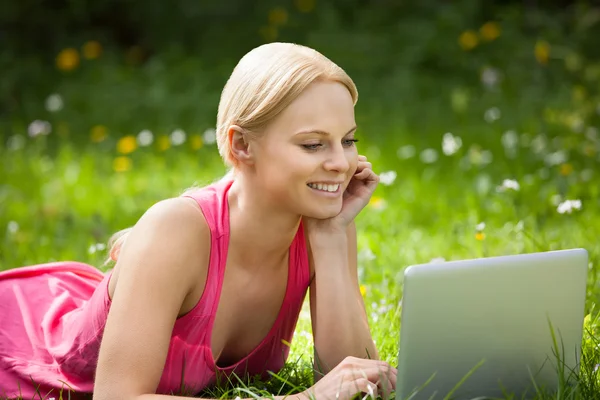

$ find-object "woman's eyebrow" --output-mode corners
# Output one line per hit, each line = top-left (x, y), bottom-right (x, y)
(293, 126), (357, 136)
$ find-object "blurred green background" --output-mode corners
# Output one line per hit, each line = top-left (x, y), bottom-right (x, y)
(2, 0), (600, 317)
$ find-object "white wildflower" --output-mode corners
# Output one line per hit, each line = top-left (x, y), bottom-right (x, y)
(481, 150), (493, 165)
(137, 130), (154, 146)
(7, 221), (19, 234)
(544, 150), (568, 166)
(475, 174), (492, 195)
(358, 248), (376, 262)
(88, 243), (107, 254)
(45, 94), (63, 112)
(476, 222), (486, 231)
(420, 148), (438, 164)
(531, 135), (547, 154)
(581, 169), (593, 182)
(502, 130), (519, 150)
(484, 107), (501, 123)
(7, 135), (25, 151)
(585, 127), (598, 142)
(557, 199), (582, 214)
(468, 146), (493, 166)
(170, 129), (186, 146)
(202, 128), (217, 145)
(442, 132), (462, 156)
(397, 145), (416, 159)
(28, 120), (51, 137)
(481, 67), (501, 89)
(515, 220), (524, 232)
(379, 170), (397, 186)
(497, 179), (520, 192)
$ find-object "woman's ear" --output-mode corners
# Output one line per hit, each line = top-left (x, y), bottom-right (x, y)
(228, 125), (254, 166)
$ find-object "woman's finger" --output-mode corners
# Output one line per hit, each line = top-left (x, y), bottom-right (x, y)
(355, 161), (372, 171)
(345, 360), (394, 384)
(358, 155), (368, 162)
(353, 169), (370, 180)
(354, 168), (378, 183)
(346, 378), (378, 400)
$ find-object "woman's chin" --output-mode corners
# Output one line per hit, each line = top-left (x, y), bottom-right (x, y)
(302, 206), (342, 220)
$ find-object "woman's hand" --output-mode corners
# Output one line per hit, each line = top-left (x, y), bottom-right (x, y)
(300, 356), (397, 400)
(304, 155), (379, 234)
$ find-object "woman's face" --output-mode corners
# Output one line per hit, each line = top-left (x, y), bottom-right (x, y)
(248, 80), (359, 219)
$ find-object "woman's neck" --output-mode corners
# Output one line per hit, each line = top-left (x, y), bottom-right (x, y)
(226, 177), (302, 269)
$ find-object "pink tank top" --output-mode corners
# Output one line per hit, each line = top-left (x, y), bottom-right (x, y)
(0, 177), (311, 398)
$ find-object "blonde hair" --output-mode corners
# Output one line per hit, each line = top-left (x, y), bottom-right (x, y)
(105, 42), (358, 265)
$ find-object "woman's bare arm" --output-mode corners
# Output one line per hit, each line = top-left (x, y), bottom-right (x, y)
(92, 198), (212, 400)
(308, 221), (378, 380)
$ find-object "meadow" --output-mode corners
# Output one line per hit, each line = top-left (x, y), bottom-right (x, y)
(2, 2), (600, 398)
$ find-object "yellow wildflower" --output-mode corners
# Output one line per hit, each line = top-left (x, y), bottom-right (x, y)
(360, 285), (367, 297)
(157, 135), (171, 152)
(475, 232), (486, 241)
(113, 156), (132, 173)
(268, 7), (288, 25)
(82, 41), (102, 59)
(190, 134), (203, 150)
(295, 0), (315, 13)
(459, 31), (478, 51)
(90, 125), (108, 143)
(560, 163), (573, 176)
(116, 135), (137, 155)
(479, 22), (501, 41)
(368, 196), (386, 210)
(535, 41), (550, 65)
(56, 48), (80, 71)
(583, 143), (596, 157)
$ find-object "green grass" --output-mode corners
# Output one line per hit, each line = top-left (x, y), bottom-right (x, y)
(2, 3), (600, 397)
(2, 119), (600, 399)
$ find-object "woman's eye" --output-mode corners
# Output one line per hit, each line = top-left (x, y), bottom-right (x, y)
(302, 139), (358, 151)
(302, 143), (322, 150)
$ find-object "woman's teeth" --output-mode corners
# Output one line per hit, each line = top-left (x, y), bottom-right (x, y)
(307, 183), (340, 192)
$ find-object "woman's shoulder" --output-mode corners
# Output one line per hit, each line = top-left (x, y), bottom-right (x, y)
(138, 196), (210, 241)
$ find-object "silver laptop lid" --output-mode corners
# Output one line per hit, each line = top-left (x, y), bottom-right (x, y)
(396, 249), (588, 400)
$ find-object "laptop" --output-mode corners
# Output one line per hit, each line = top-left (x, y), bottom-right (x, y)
(396, 248), (589, 400)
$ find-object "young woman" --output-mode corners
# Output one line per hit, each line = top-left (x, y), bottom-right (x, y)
(0, 42), (396, 400)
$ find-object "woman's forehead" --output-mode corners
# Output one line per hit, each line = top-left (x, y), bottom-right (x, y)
(268, 82), (355, 135)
